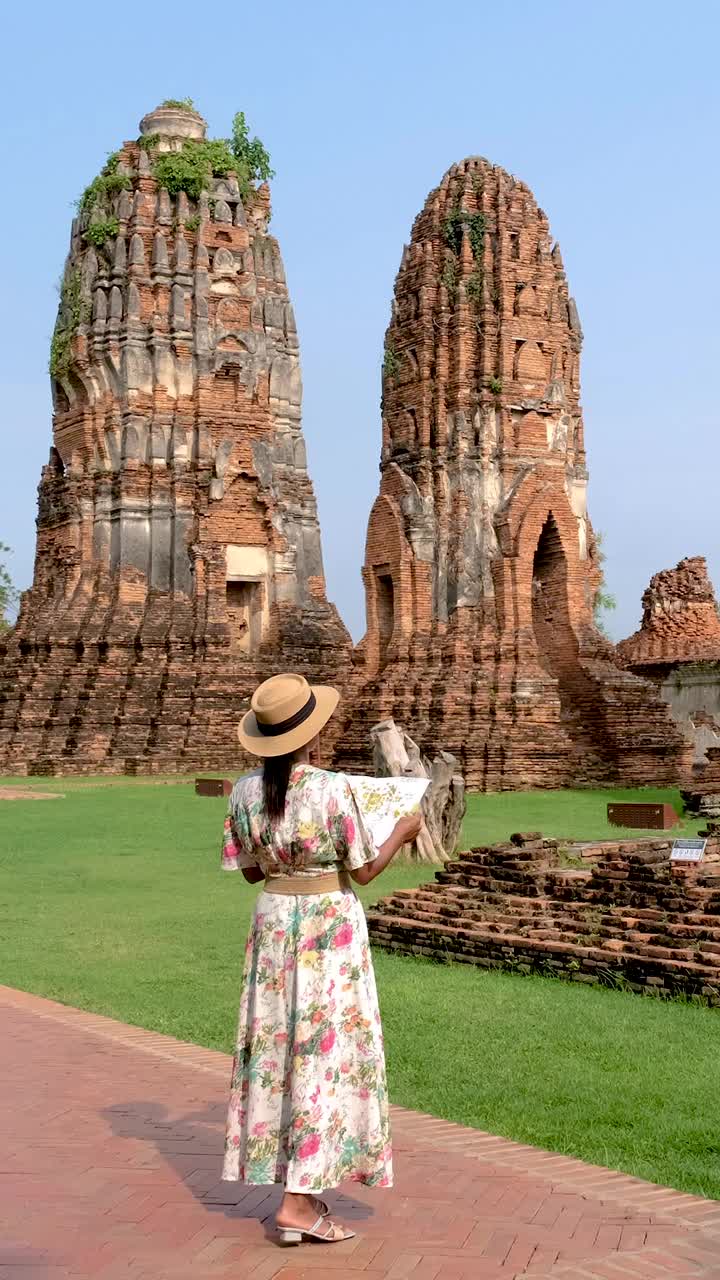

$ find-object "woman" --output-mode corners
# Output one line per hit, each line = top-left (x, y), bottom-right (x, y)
(221, 672), (421, 1245)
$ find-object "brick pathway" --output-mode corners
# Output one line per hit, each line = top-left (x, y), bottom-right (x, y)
(2, 986), (720, 1279)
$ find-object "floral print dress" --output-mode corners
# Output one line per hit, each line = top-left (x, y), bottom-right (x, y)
(220, 763), (393, 1193)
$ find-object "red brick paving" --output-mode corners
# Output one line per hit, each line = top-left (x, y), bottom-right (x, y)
(1, 985), (720, 1279)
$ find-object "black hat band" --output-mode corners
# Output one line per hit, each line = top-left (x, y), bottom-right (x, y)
(256, 691), (317, 737)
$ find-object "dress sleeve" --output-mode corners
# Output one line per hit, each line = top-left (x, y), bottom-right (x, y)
(331, 774), (379, 871)
(220, 795), (259, 872)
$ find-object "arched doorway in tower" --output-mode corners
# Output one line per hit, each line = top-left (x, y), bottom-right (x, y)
(373, 566), (395, 668)
(530, 511), (612, 772)
(531, 513), (575, 677)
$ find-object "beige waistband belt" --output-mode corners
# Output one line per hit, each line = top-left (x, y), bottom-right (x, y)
(262, 869), (352, 896)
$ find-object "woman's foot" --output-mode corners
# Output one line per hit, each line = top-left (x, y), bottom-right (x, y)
(276, 1192), (353, 1241)
(276, 1192), (329, 1231)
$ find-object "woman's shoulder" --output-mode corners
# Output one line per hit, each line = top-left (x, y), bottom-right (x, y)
(287, 764), (349, 800)
(293, 764), (346, 788)
(230, 769), (262, 804)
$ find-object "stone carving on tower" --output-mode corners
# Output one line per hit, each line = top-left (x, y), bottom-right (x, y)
(0, 102), (351, 774)
(334, 157), (691, 788)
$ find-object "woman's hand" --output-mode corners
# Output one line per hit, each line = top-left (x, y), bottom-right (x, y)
(350, 809), (424, 885)
(392, 811), (423, 844)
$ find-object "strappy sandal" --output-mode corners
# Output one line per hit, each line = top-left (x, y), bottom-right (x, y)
(277, 1214), (356, 1245)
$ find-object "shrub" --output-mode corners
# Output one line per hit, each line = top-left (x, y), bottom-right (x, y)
(77, 152), (131, 216)
(50, 270), (89, 379)
(161, 98), (197, 111)
(83, 217), (119, 248)
(383, 344), (400, 380)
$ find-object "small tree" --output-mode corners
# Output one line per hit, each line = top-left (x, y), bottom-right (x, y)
(0, 543), (19, 633)
(593, 532), (616, 637)
(230, 111), (274, 187)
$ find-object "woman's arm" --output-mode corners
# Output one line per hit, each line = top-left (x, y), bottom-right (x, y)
(349, 812), (423, 886)
(241, 865), (265, 885)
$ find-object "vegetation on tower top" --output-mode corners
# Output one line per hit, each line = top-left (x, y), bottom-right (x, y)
(160, 97), (199, 112)
(150, 110), (274, 202)
(54, 108), (275, 381)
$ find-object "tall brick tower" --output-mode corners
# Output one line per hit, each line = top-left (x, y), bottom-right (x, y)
(336, 157), (690, 788)
(0, 103), (351, 774)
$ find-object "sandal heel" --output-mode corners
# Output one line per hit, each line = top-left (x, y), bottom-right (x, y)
(278, 1228), (302, 1245)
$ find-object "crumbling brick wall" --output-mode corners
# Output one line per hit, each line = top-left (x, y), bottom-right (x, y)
(368, 831), (720, 1003)
(617, 558), (720, 785)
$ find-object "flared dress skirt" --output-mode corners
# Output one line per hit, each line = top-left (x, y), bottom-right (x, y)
(222, 886), (393, 1192)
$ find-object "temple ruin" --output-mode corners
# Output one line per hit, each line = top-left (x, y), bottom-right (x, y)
(333, 157), (691, 789)
(618, 557), (720, 782)
(0, 103), (351, 774)
(1, 120), (712, 785)
(367, 831), (720, 1005)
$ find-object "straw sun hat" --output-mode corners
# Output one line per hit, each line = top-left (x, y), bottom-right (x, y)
(237, 673), (340, 758)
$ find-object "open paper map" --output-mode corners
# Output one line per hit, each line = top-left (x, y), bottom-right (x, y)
(345, 774), (430, 848)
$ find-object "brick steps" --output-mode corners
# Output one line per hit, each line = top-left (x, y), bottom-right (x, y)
(369, 832), (720, 1002)
(376, 892), (720, 960)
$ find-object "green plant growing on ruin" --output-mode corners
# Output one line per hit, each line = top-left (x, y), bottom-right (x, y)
(137, 133), (160, 152)
(383, 343), (400, 381)
(77, 153), (131, 216)
(230, 110), (275, 190)
(49, 269), (89, 379)
(83, 217), (120, 248)
(441, 256), (458, 302)
(467, 212), (486, 260)
(184, 214), (201, 232)
(556, 847), (586, 870)
(153, 139), (234, 200)
(486, 375), (503, 395)
(153, 110), (274, 204)
(593, 531), (617, 637)
(466, 270), (484, 307)
(443, 206), (486, 309)
(443, 208), (486, 260)
(161, 97), (197, 111)
(0, 543), (19, 633)
(154, 112), (275, 201)
(597, 966), (632, 993)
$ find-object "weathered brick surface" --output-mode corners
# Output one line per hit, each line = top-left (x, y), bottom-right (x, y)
(3, 984), (720, 1278)
(618, 558), (720, 670)
(617, 559), (720, 795)
(333, 158), (692, 790)
(368, 832), (720, 1002)
(0, 105), (351, 775)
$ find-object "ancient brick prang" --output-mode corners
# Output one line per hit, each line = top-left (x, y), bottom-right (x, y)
(618, 557), (720, 670)
(333, 157), (690, 789)
(617, 558), (720, 791)
(0, 103), (351, 775)
(368, 832), (720, 1004)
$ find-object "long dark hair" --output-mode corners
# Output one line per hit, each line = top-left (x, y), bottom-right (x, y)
(263, 753), (293, 822)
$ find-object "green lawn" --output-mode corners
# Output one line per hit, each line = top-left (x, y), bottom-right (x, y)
(462, 785), (702, 846)
(1, 778), (718, 1198)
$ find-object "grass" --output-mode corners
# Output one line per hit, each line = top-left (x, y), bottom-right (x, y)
(0, 778), (718, 1198)
(462, 785), (702, 846)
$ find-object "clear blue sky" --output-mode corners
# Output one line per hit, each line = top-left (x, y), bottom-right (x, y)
(2, 0), (718, 641)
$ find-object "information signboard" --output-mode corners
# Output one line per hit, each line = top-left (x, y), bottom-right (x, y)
(670, 839), (706, 863)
